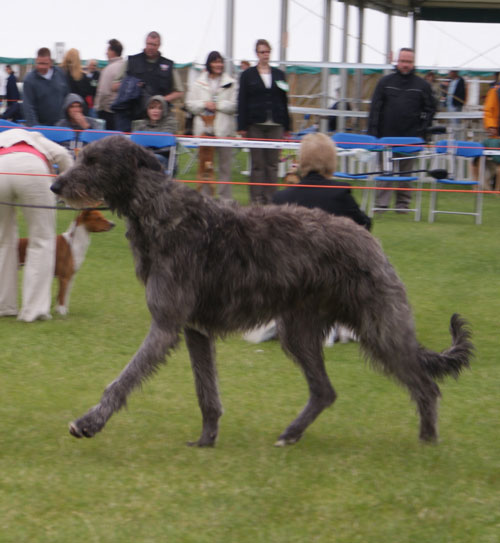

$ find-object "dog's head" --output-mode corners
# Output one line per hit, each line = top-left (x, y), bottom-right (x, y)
(76, 209), (115, 232)
(51, 136), (164, 211)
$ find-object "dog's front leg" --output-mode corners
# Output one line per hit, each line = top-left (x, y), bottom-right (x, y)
(55, 276), (74, 316)
(184, 327), (223, 447)
(69, 321), (179, 438)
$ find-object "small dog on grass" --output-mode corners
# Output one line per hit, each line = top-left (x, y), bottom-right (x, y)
(18, 210), (114, 315)
(51, 136), (473, 447)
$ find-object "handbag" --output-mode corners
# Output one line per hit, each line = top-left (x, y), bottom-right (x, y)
(111, 75), (143, 112)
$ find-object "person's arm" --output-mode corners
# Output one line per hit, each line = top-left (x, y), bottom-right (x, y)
(276, 69), (291, 133)
(165, 70), (183, 103)
(237, 70), (248, 136)
(338, 190), (372, 231)
(32, 132), (74, 172)
(21, 78), (39, 126)
(367, 80), (385, 137)
(185, 78), (206, 115)
(7, 76), (20, 101)
(216, 81), (237, 115)
(455, 78), (467, 104)
(111, 60), (127, 93)
(483, 87), (499, 133)
(421, 80), (437, 133)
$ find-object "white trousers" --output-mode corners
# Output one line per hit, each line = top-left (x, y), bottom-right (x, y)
(0, 152), (56, 321)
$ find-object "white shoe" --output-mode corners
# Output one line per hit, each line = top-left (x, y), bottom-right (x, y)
(324, 328), (337, 347)
(0, 310), (18, 317)
(18, 313), (52, 323)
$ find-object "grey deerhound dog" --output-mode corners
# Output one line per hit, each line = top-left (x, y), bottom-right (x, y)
(51, 136), (472, 446)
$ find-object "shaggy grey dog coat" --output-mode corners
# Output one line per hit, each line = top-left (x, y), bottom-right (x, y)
(51, 136), (473, 446)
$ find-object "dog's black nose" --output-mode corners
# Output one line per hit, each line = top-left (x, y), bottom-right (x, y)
(50, 179), (62, 194)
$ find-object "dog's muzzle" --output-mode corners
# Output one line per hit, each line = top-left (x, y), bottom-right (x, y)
(50, 179), (63, 195)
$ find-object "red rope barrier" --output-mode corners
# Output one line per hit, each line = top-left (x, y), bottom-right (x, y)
(184, 179), (499, 194)
(0, 171), (497, 194)
(4, 125), (500, 150)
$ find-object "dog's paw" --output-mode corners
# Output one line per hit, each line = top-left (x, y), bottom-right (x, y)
(69, 420), (98, 439)
(56, 305), (68, 316)
(274, 437), (300, 447)
(274, 431), (303, 447)
(69, 408), (106, 439)
(69, 422), (85, 438)
(186, 432), (218, 448)
(186, 439), (216, 448)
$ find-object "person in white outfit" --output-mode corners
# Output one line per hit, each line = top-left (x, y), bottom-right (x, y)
(0, 129), (74, 322)
(186, 51), (236, 201)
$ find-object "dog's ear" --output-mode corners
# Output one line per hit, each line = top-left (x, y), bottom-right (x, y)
(133, 145), (164, 172)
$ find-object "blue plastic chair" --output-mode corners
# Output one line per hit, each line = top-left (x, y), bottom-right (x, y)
(369, 136), (426, 221)
(332, 132), (379, 211)
(293, 125), (318, 139)
(79, 129), (124, 145)
(130, 132), (177, 176)
(0, 119), (22, 132)
(31, 125), (75, 145)
(428, 140), (484, 225)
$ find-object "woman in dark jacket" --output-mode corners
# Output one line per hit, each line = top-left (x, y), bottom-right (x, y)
(272, 132), (371, 231)
(237, 39), (290, 204)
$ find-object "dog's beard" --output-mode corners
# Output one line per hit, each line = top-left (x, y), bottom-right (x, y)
(58, 183), (104, 209)
(63, 197), (104, 210)
(59, 189), (104, 210)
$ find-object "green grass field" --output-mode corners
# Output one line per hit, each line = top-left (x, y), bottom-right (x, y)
(1, 154), (499, 542)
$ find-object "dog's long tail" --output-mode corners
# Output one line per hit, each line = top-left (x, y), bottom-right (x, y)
(418, 313), (473, 380)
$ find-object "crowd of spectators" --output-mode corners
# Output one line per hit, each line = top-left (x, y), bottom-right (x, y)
(1, 37), (499, 324)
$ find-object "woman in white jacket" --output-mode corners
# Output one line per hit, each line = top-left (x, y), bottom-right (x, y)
(0, 128), (73, 321)
(186, 51), (236, 201)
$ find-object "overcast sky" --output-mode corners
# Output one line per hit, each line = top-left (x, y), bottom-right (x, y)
(3, 0), (500, 71)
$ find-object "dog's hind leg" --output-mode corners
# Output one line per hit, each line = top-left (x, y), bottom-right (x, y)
(69, 321), (179, 438)
(398, 371), (441, 443)
(359, 320), (441, 442)
(184, 327), (223, 447)
(275, 317), (336, 446)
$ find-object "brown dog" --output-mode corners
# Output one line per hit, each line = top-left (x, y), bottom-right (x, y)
(18, 210), (114, 315)
(197, 114), (216, 196)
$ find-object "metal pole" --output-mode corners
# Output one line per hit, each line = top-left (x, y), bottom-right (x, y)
(385, 8), (393, 74)
(320, 0), (332, 133)
(225, 0), (235, 75)
(279, 0), (288, 72)
(355, 0), (365, 131)
(410, 9), (417, 52)
(338, 1), (349, 132)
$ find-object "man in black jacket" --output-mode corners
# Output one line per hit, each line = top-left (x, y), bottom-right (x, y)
(368, 48), (435, 212)
(118, 31), (183, 132)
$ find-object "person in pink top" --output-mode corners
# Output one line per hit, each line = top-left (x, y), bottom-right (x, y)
(0, 129), (73, 322)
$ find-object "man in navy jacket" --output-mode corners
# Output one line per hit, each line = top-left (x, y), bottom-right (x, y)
(22, 48), (69, 126)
